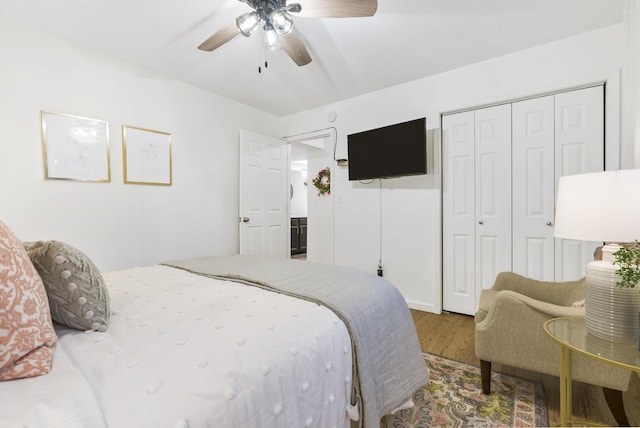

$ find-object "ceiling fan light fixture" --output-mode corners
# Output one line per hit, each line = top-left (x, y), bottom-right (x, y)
(270, 10), (293, 35)
(236, 11), (260, 37)
(265, 28), (280, 50)
(284, 3), (302, 13)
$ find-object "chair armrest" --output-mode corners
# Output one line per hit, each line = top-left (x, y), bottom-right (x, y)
(475, 290), (585, 351)
(493, 290), (585, 318)
(492, 272), (585, 306)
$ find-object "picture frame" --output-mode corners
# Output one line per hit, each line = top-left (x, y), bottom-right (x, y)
(122, 125), (172, 186)
(41, 111), (111, 182)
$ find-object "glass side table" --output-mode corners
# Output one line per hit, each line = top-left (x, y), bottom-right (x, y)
(544, 317), (640, 427)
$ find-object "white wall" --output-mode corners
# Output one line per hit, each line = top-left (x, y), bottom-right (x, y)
(289, 169), (308, 218)
(622, 0), (640, 167)
(1, 16), (631, 313)
(306, 154), (334, 264)
(0, 18), (279, 272)
(280, 24), (626, 312)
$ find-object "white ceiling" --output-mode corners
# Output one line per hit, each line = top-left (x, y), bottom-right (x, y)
(0, 0), (622, 116)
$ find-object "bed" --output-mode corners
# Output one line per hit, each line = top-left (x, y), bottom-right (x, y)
(0, 226), (428, 428)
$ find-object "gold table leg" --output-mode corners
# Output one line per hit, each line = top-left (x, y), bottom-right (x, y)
(559, 345), (572, 426)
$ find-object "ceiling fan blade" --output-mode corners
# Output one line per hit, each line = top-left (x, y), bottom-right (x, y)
(295, 0), (377, 18)
(198, 22), (241, 52)
(280, 30), (312, 66)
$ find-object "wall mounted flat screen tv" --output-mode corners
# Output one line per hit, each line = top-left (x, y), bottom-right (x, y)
(347, 117), (427, 181)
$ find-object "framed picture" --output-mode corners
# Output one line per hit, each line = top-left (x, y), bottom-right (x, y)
(41, 111), (111, 182)
(122, 125), (172, 186)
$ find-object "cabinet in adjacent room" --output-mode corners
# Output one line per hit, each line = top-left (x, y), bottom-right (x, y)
(442, 85), (604, 315)
(290, 217), (307, 256)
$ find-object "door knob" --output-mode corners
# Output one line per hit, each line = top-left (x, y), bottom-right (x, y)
(478, 220), (484, 225)
(241, 217), (250, 223)
(546, 221), (553, 226)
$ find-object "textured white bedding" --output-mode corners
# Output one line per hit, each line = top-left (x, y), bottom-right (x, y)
(0, 344), (105, 428)
(0, 265), (353, 428)
(166, 254), (430, 426)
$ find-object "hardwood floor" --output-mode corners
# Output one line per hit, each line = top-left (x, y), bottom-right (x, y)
(410, 309), (640, 427)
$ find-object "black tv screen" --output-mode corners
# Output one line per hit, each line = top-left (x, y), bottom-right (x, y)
(347, 117), (427, 181)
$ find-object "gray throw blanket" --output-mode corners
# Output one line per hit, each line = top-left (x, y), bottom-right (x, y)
(162, 255), (428, 428)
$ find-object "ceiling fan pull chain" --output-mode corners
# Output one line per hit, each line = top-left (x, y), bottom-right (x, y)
(262, 47), (268, 72)
(263, 41), (267, 71)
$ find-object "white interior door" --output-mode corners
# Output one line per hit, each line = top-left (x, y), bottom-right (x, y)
(512, 95), (556, 280)
(442, 111), (476, 314)
(554, 86), (604, 280)
(239, 130), (288, 258)
(474, 104), (512, 304)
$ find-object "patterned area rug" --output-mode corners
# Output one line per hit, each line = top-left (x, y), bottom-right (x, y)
(381, 353), (548, 428)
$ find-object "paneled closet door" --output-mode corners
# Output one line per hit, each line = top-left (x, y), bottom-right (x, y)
(512, 95), (556, 280)
(442, 105), (511, 315)
(442, 85), (604, 314)
(442, 111), (476, 315)
(554, 86), (604, 281)
(474, 104), (512, 302)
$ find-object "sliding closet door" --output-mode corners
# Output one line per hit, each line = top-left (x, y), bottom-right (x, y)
(512, 95), (555, 280)
(554, 86), (604, 281)
(442, 111), (476, 314)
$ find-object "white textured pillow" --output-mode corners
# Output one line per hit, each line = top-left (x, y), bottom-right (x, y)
(26, 241), (109, 332)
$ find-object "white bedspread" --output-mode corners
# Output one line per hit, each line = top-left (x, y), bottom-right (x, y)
(165, 255), (430, 427)
(0, 344), (105, 428)
(0, 265), (353, 428)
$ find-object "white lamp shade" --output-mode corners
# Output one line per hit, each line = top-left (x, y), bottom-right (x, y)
(554, 169), (640, 243)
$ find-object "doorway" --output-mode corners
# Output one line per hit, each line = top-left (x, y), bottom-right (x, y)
(290, 144), (308, 259)
(286, 128), (335, 264)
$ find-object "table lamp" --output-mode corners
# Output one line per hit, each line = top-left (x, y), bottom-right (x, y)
(554, 169), (640, 342)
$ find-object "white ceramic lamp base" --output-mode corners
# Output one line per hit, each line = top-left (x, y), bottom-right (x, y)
(585, 260), (640, 343)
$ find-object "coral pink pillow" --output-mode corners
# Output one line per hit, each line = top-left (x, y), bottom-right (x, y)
(0, 220), (57, 380)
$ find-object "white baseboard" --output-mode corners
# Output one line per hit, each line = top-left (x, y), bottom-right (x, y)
(406, 300), (440, 314)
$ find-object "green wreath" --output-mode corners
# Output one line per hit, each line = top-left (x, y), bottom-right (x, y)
(312, 167), (330, 197)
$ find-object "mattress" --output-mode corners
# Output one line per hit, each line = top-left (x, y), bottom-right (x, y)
(0, 265), (353, 428)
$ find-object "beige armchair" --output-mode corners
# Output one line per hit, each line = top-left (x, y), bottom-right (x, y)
(475, 272), (633, 425)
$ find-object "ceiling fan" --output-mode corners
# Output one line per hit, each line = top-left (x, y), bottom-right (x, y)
(197, 0), (378, 67)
